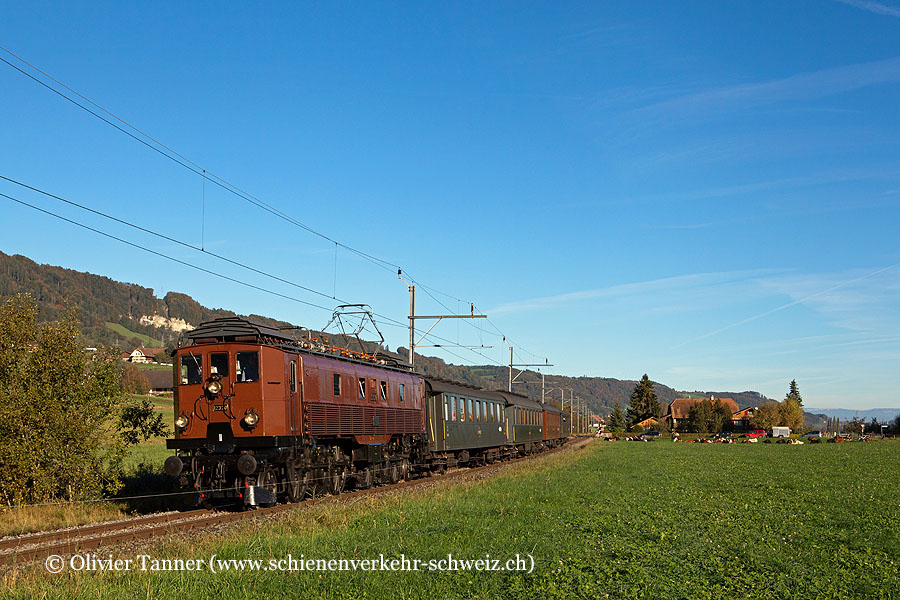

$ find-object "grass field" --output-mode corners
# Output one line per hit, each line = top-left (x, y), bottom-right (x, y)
(104, 322), (163, 347)
(5, 439), (899, 598)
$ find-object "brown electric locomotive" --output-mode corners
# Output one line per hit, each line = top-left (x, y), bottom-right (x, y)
(164, 317), (426, 506)
(164, 316), (571, 507)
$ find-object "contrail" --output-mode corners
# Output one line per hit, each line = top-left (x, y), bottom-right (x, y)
(672, 259), (900, 350)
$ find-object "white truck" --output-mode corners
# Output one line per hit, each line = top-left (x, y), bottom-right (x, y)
(771, 426), (791, 438)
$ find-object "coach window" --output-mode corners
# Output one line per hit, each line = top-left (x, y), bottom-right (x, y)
(380, 381), (388, 402)
(210, 353), (228, 378)
(458, 397), (465, 421)
(450, 396), (457, 421)
(466, 398), (472, 422)
(358, 378), (366, 400)
(180, 354), (202, 385)
(399, 383), (405, 403)
(334, 374), (342, 396)
(235, 352), (259, 382)
(444, 397), (450, 421)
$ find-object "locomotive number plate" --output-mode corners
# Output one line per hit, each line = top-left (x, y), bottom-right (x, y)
(213, 404), (228, 412)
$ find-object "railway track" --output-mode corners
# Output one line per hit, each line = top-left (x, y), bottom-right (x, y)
(2, 437), (592, 569)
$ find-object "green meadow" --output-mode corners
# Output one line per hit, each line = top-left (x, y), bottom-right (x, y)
(5, 439), (899, 599)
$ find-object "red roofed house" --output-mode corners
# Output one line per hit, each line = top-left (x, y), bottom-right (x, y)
(665, 396), (739, 429)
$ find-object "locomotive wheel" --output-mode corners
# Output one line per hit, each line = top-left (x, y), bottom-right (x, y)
(399, 458), (409, 481)
(256, 467), (278, 507)
(359, 467), (374, 489)
(286, 465), (309, 503)
(310, 468), (328, 497)
(388, 461), (400, 484)
(327, 466), (347, 495)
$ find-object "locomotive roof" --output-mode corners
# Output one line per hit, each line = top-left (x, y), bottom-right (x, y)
(182, 317), (416, 373)
(184, 317), (292, 342)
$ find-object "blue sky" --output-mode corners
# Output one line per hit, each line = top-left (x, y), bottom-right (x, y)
(1, 1), (899, 408)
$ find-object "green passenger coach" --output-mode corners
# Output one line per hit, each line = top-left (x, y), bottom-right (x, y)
(425, 379), (510, 468)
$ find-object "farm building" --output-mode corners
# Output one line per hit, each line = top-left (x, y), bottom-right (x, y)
(664, 396), (739, 429)
(731, 407), (757, 429)
(144, 370), (174, 395)
(127, 346), (165, 363)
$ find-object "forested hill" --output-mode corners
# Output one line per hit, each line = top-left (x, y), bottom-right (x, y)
(0, 251), (289, 349)
(1, 250), (772, 416)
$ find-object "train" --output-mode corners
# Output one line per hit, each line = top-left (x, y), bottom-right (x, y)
(164, 317), (571, 507)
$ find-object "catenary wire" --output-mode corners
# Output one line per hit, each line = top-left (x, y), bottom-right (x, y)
(0, 48), (542, 365)
(0, 175), (500, 366)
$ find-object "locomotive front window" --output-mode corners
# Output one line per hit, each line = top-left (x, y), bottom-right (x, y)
(180, 354), (203, 385)
(235, 351), (259, 382)
(380, 381), (387, 401)
(358, 378), (365, 400)
(210, 353), (228, 378)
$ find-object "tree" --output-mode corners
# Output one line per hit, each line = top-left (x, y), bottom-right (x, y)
(118, 398), (169, 446)
(786, 379), (803, 407)
(626, 374), (660, 427)
(608, 403), (626, 432)
(778, 398), (804, 431)
(687, 399), (731, 433)
(750, 401), (781, 430)
(0, 295), (149, 505)
(846, 417), (865, 435)
(121, 362), (150, 394)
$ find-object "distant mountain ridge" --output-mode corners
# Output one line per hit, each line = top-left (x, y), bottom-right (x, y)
(806, 407), (900, 422)
(1, 250), (793, 417)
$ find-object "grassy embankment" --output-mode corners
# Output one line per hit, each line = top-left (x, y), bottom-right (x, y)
(5, 439), (900, 598)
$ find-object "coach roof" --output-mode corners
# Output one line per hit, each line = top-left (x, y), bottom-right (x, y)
(425, 378), (506, 401)
(495, 391), (544, 411)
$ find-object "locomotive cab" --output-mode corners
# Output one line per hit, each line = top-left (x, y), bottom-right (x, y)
(166, 318), (301, 507)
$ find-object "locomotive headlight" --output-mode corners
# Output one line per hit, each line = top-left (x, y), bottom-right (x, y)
(175, 413), (190, 431)
(206, 379), (222, 396)
(243, 409), (259, 428)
